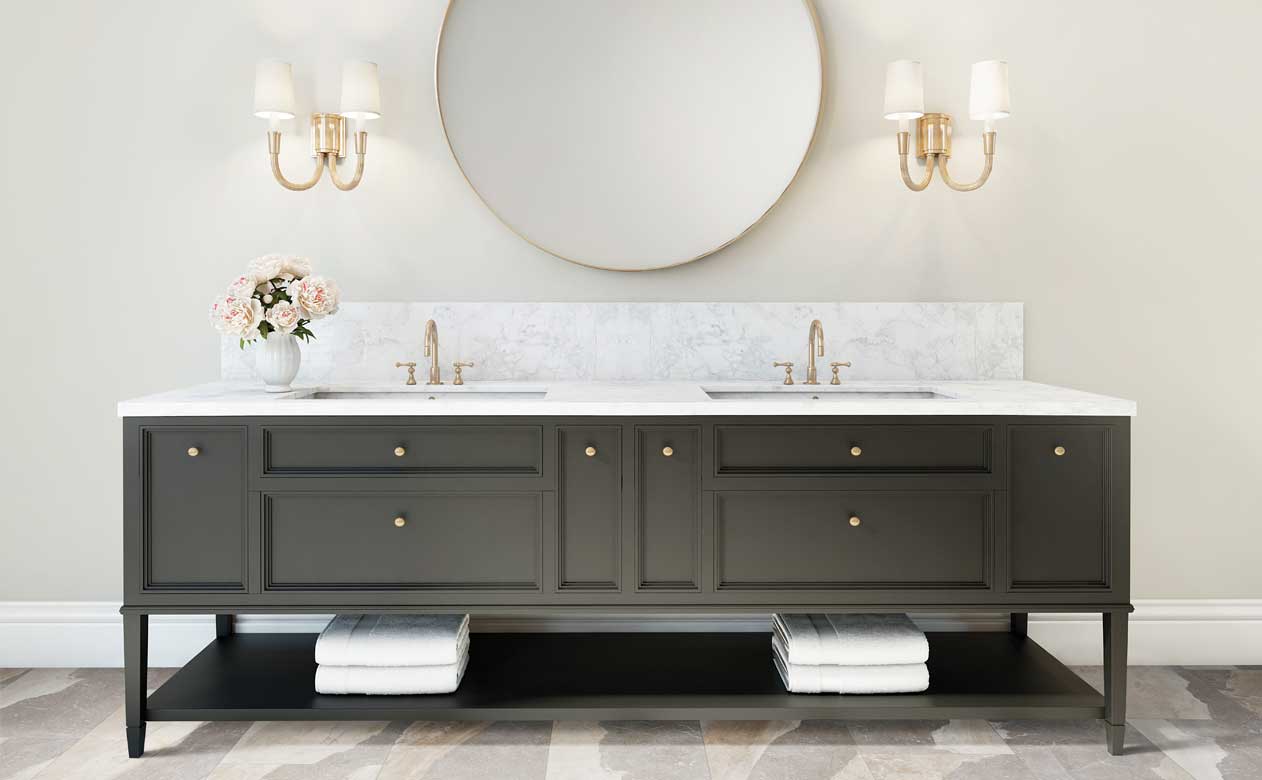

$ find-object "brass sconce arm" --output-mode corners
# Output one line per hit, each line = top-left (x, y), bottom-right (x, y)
(268, 131), (326, 191)
(898, 131), (938, 192)
(938, 131), (996, 192)
(328, 131), (367, 191)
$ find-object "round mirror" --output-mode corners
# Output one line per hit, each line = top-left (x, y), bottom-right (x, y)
(436, 0), (823, 271)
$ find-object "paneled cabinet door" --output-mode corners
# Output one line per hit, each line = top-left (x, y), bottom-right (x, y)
(557, 426), (622, 591)
(635, 426), (701, 590)
(1008, 425), (1111, 590)
(141, 426), (247, 591)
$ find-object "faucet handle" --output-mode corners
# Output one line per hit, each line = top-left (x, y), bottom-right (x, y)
(773, 361), (795, 385)
(452, 361), (474, 386)
(829, 361), (851, 385)
(395, 361), (417, 386)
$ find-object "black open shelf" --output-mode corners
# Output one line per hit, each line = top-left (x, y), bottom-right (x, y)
(145, 632), (1103, 721)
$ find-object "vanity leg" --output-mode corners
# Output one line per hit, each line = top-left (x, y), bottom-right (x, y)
(216, 614), (235, 639)
(124, 613), (148, 758)
(1010, 613), (1028, 637)
(1103, 611), (1128, 756)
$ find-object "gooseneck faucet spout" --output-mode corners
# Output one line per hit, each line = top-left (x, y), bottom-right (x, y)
(805, 319), (825, 385)
(423, 319), (442, 385)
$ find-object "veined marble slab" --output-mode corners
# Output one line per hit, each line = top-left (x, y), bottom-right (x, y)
(117, 380), (1136, 417)
(219, 302), (1023, 385)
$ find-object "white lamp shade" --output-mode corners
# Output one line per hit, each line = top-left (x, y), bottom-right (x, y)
(253, 60), (295, 119)
(340, 60), (381, 120)
(969, 60), (1010, 120)
(883, 60), (924, 120)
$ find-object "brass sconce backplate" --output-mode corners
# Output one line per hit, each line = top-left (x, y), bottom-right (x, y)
(310, 113), (346, 158)
(917, 113), (953, 159)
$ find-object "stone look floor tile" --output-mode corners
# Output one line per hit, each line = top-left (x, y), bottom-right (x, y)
(206, 720), (406, 780)
(1074, 667), (1213, 720)
(0, 669), (128, 780)
(702, 720), (872, 780)
(994, 719), (1197, 779)
(377, 721), (550, 780)
(547, 721), (709, 780)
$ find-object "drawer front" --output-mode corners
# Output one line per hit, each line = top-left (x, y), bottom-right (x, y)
(142, 427), (247, 591)
(714, 424), (991, 475)
(636, 426), (701, 590)
(262, 425), (543, 476)
(557, 426), (622, 591)
(1009, 425), (1110, 589)
(263, 493), (541, 590)
(715, 491), (990, 589)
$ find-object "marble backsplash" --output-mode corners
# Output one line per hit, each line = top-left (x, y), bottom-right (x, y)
(221, 302), (1023, 384)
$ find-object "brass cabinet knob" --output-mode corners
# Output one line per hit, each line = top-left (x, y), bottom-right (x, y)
(662, 446), (674, 457)
(393, 516), (406, 528)
(585, 446), (597, 457)
(1053, 445), (1067, 457)
(848, 515), (862, 527)
(394, 446), (407, 457)
(850, 445), (862, 457)
(186, 447), (200, 457)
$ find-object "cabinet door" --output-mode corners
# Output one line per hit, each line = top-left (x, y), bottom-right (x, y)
(1008, 425), (1110, 589)
(636, 426), (701, 590)
(142, 427), (247, 591)
(557, 426), (621, 590)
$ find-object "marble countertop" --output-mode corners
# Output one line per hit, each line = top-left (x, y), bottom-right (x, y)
(117, 380), (1136, 417)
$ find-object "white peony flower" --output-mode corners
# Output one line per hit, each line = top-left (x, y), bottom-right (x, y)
(247, 254), (286, 283)
(264, 300), (301, 335)
(290, 275), (340, 320)
(282, 255), (312, 278)
(226, 274), (257, 299)
(209, 295), (265, 341)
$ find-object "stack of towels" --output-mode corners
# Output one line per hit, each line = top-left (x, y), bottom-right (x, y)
(314, 614), (470, 695)
(773, 613), (929, 694)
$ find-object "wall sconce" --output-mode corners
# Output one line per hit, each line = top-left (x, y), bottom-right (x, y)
(253, 60), (382, 191)
(884, 59), (1009, 192)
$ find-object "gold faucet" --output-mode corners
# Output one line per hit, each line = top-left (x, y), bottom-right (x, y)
(423, 319), (442, 385)
(805, 319), (825, 385)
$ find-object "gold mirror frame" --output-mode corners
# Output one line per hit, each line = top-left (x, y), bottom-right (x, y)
(434, 0), (825, 272)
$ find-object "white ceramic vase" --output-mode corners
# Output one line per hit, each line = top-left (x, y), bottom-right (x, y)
(255, 333), (301, 392)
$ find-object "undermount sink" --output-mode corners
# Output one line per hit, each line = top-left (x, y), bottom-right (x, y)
(704, 388), (950, 401)
(308, 390), (548, 401)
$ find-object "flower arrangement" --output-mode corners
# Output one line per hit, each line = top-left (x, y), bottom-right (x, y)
(209, 255), (340, 348)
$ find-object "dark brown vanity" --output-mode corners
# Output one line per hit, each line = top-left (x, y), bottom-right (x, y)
(121, 414), (1131, 757)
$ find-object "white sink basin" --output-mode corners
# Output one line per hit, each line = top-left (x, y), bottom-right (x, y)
(704, 388), (951, 401)
(307, 389), (547, 401)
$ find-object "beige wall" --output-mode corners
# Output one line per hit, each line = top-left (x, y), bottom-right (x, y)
(2, 0), (1259, 602)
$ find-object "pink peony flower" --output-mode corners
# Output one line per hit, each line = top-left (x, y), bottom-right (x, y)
(290, 275), (340, 320)
(264, 300), (301, 335)
(209, 295), (265, 341)
(226, 274), (257, 299)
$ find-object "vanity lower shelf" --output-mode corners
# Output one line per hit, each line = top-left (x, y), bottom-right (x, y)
(145, 631), (1103, 721)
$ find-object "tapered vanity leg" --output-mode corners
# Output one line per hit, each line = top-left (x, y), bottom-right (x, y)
(1103, 611), (1129, 756)
(124, 613), (149, 758)
(216, 614), (235, 639)
(1010, 613), (1028, 637)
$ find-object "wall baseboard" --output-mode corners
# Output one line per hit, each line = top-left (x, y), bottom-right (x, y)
(2, 601), (1260, 668)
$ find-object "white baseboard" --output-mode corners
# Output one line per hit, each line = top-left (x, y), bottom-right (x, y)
(2, 601), (1259, 668)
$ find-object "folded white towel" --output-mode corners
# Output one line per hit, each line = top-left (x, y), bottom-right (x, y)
(772, 613), (928, 666)
(315, 652), (469, 695)
(773, 637), (927, 694)
(315, 614), (470, 667)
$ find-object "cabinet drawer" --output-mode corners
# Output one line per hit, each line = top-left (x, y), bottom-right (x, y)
(1008, 425), (1110, 589)
(142, 426), (247, 591)
(263, 493), (541, 590)
(715, 491), (990, 589)
(261, 425), (543, 476)
(714, 425), (991, 475)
